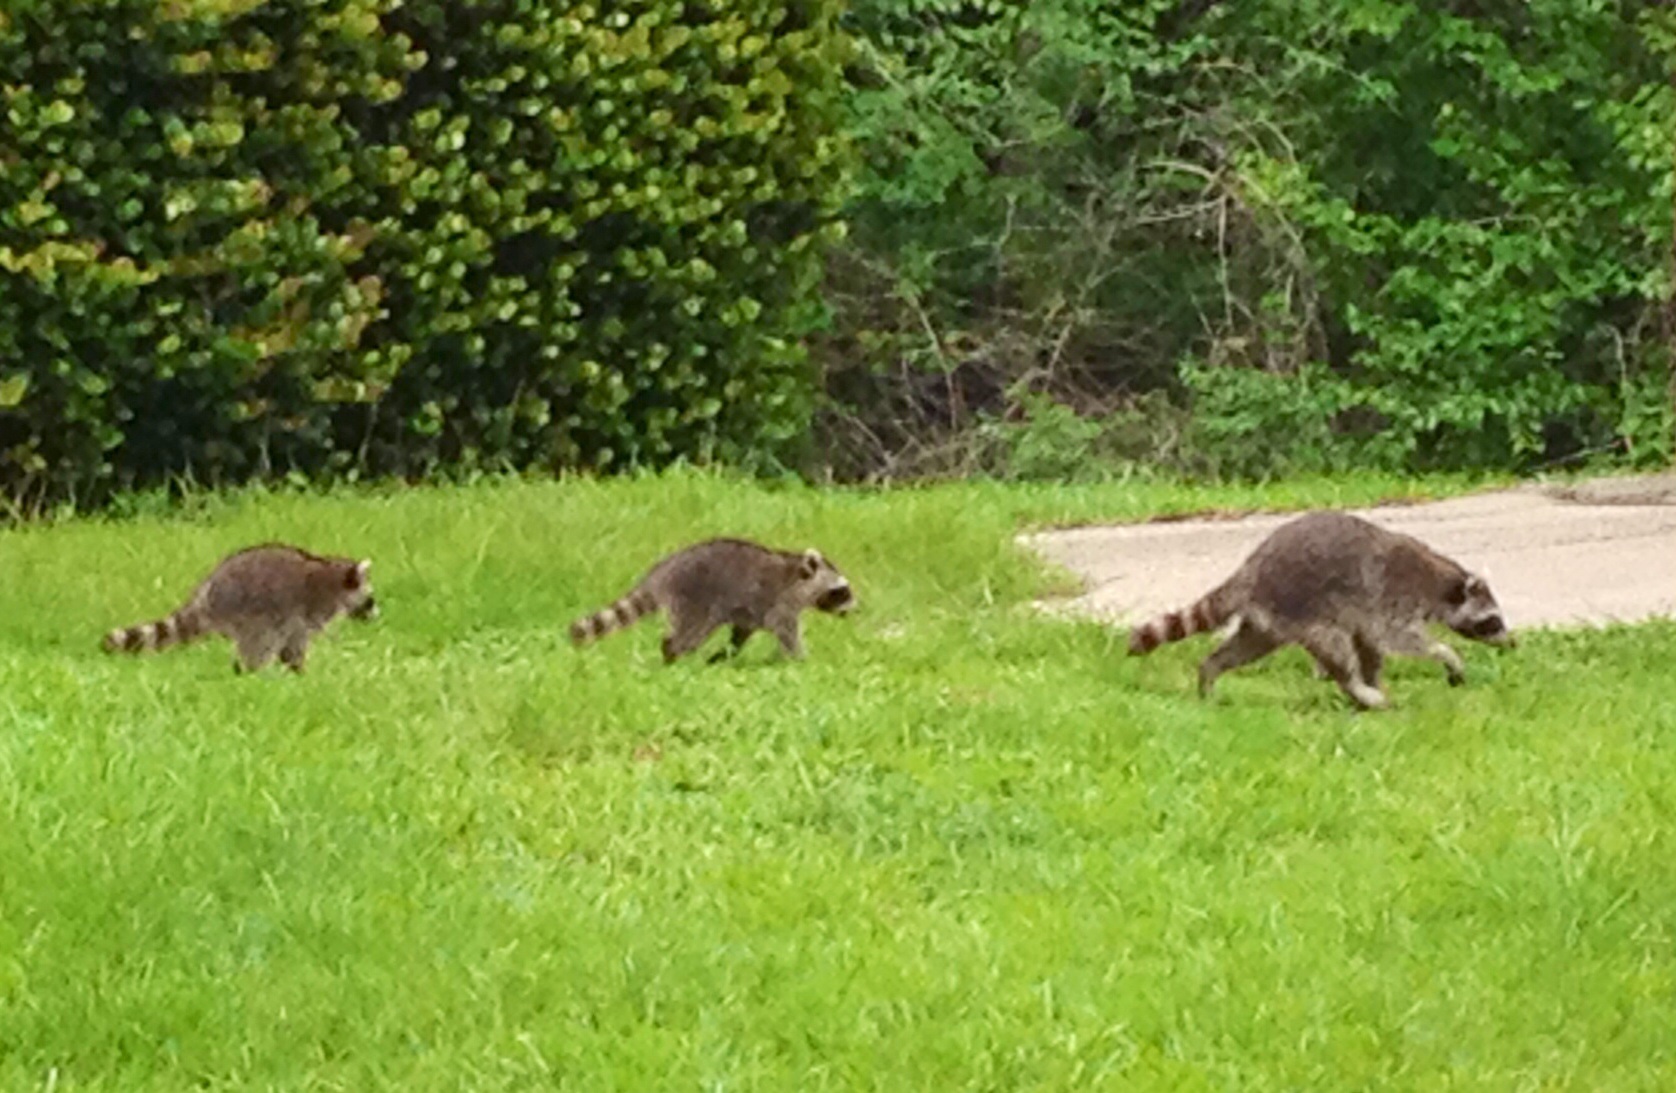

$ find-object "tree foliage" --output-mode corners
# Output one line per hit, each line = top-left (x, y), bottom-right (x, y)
(0, 0), (850, 506)
(823, 0), (1676, 479)
(0, 0), (1667, 500)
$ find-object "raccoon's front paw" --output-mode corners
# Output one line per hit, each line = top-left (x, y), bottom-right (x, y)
(1446, 668), (1466, 687)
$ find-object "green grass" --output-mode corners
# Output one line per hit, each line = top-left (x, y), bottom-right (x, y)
(3, 470), (1674, 1091)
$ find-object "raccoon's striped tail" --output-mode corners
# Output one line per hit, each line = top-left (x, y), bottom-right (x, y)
(1127, 581), (1238, 655)
(568, 586), (659, 646)
(101, 606), (207, 655)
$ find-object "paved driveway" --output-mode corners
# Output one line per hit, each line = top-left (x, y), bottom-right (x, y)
(1020, 475), (1676, 631)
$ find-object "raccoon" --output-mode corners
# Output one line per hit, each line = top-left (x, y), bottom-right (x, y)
(568, 537), (855, 664)
(102, 543), (379, 674)
(1127, 511), (1513, 709)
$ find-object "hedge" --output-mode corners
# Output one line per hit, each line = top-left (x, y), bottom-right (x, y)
(0, 0), (851, 506)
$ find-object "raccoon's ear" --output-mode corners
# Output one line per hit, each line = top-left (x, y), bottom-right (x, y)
(1463, 573), (1487, 598)
(1444, 575), (1469, 606)
(346, 559), (371, 588)
(799, 549), (823, 579)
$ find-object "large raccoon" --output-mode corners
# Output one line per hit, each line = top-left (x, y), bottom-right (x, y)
(569, 537), (855, 664)
(102, 543), (379, 674)
(1127, 511), (1513, 708)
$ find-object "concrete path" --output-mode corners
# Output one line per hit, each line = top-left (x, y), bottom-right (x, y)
(1020, 475), (1676, 632)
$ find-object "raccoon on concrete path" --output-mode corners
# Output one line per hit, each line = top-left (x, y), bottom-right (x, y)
(569, 537), (855, 664)
(102, 544), (379, 674)
(1127, 511), (1513, 709)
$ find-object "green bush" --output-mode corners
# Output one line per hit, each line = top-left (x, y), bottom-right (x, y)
(0, 0), (851, 507)
(821, 0), (1675, 480)
(817, 0), (1224, 478)
(1216, 1), (1676, 473)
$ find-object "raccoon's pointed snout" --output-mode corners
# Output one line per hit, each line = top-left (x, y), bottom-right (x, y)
(1464, 612), (1513, 646)
(817, 580), (858, 613)
(815, 580), (855, 615)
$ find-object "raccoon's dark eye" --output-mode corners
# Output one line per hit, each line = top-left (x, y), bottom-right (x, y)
(1445, 578), (1469, 607)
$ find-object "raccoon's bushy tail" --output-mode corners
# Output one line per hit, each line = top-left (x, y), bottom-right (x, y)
(1127, 581), (1238, 655)
(569, 585), (659, 646)
(101, 605), (208, 655)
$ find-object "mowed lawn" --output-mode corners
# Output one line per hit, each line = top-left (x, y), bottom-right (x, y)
(2, 471), (1674, 1091)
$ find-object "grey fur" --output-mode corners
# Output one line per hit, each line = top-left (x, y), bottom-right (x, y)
(1128, 511), (1513, 708)
(102, 544), (378, 674)
(569, 537), (855, 664)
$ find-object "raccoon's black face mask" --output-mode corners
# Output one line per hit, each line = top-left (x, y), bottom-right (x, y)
(795, 547), (855, 616)
(349, 595), (379, 621)
(815, 584), (855, 614)
(1465, 613), (1509, 642)
(1443, 573), (1514, 647)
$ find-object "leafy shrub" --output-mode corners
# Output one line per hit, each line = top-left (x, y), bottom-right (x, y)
(1180, 360), (1380, 480)
(819, 0), (1675, 480)
(975, 389), (1194, 483)
(1223, 2), (1675, 474)
(815, 0), (1228, 478)
(0, 0), (850, 507)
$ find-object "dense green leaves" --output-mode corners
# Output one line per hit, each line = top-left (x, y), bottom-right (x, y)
(0, 0), (850, 505)
(1215, 0), (1676, 472)
(824, 0), (1675, 479)
(1, 0), (1667, 497)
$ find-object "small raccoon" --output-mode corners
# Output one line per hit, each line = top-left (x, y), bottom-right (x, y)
(102, 543), (379, 674)
(1127, 511), (1513, 709)
(569, 537), (855, 664)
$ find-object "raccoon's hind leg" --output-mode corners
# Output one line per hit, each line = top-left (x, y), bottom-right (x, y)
(1384, 624), (1466, 686)
(232, 627), (282, 675)
(706, 625), (756, 664)
(661, 608), (724, 664)
(278, 629), (311, 675)
(1303, 629), (1387, 710)
(1197, 620), (1279, 697)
